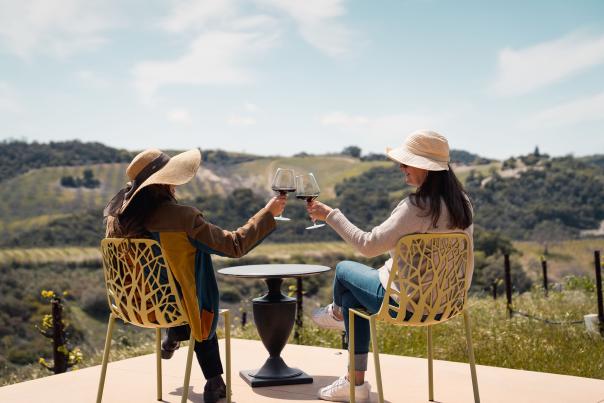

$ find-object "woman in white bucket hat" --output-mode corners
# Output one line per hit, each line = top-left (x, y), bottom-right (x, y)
(308, 130), (474, 402)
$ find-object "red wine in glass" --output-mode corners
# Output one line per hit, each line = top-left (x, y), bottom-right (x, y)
(295, 174), (325, 230)
(272, 187), (296, 196)
(295, 195), (318, 202)
(271, 168), (296, 221)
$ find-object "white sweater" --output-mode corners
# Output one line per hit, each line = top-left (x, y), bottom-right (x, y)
(325, 197), (474, 291)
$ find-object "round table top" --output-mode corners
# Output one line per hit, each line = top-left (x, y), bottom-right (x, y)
(218, 264), (331, 278)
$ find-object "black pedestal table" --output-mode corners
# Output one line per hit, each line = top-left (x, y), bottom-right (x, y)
(218, 264), (331, 387)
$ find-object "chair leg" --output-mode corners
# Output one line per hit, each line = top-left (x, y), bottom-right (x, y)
(181, 334), (196, 403)
(96, 313), (116, 403)
(369, 316), (384, 403)
(463, 311), (480, 403)
(428, 326), (434, 401)
(348, 310), (355, 403)
(156, 328), (162, 401)
(223, 310), (232, 403)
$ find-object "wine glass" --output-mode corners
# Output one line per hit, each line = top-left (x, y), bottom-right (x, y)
(271, 168), (296, 221)
(295, 173), (325, 230)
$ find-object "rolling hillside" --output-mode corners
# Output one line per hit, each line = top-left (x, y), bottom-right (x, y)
(0, 157), (389, 234)
(514, 239), (604, 281)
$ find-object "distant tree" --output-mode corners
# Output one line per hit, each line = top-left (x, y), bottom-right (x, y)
(361, 153), (387, 161)
(502, 157), (517, 170)
(201, 149), (261, 165)
(450, 149), (492, 165)
(60, 170), (100, 189)
(533, 146), (540, 157)
(81, 169), (100, 188)
(60, 176), (78, 188)
(471, 253), (532, 294)
(474, 226), (516, 256)
(341, 146), (362, 159)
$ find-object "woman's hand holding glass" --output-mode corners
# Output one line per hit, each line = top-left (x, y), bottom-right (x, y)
(265, 195), (287, 218)
(296, 173), (326, 230)
(271, 168), (296, 221)
(306, 200), (332, 222)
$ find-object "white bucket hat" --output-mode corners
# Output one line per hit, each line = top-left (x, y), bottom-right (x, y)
(386, 130), (450, 171)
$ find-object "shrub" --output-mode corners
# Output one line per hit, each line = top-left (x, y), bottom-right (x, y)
(81, 289), (109, 318)
(8, 348), (38, 366)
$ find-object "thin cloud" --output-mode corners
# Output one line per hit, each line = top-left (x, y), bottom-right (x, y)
(321, 112), (370, 129)
(0, 82), (22, 113)
(160, 0), (237, 33)
(132, 30), (278, 102)
(0, 0), (115, 59)
(134, 0), (354, 102)
(522, 91), (604, 129)
(76, 70), (110, 89)
(227, 115), (256, 127)
(321, 111), (450, 134)
(319, 109), (467, 150)
(244, 102), (260, 112)
(167, 108), (192, 124)
(492, 31), (604, 96)
(256, 0), (353, 57)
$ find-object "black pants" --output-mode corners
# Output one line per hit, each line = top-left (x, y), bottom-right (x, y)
(166, 325), (223, 379)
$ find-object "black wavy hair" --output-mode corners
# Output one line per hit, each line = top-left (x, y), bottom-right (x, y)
(409, 164), (473, 229)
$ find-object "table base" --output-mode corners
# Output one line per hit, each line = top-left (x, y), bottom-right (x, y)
(239, 369), (313, 388)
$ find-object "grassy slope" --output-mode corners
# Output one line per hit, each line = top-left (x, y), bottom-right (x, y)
(2, 238), (601, 278)
(514, 239), (604, 281)
(0, 242), (357, 266)
(228, 156), (390, 199)
(0, 247), (102, 265)
(0, 157), (389, 233)
(0, 163), (126, 232)
(453, 161), (501, 183)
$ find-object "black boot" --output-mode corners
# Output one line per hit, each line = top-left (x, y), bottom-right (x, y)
(160, 334), (180, 359)
(203, 375), (226, 403)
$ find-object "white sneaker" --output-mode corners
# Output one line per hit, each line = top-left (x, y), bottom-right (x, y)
(312, 304), (345, 331)
(318, 375), (371, 402)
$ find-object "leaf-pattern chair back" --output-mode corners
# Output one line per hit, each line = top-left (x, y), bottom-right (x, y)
(100, 238), (188, 328)
(377, 232), (471, 326)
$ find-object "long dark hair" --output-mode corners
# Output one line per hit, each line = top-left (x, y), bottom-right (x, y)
(409, 165), (473, 229)
(110, 184), (175, 238)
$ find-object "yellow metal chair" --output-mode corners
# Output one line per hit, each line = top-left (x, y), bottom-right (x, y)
(349, 233), (479, 403)
(97, 238), (231, 403)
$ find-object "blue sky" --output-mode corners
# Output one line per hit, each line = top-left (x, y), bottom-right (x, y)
(0, 0), (603, 159)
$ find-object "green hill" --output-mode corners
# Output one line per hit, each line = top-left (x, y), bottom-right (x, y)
(1, 140), (602, 249)
(466, 156), (604, 240)
(0, 140), (135, 183)
(0, 155), (389, 236)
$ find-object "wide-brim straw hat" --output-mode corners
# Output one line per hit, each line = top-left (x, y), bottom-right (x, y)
(386, 130), (450, 171)
(104, 148), (201, 217)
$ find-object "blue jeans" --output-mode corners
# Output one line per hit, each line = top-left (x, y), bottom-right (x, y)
(333, 261), (385, 371)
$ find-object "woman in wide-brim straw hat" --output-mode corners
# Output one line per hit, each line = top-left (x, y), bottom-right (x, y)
(104, 148), (286, 403)
(307, 130), (474, 402)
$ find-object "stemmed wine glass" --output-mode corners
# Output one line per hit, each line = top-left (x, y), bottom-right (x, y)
(296, 173), (325, 230)
(271, 168), (296, 221)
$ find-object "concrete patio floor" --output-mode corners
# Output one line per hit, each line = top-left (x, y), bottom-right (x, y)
(1, 338), (603, 403)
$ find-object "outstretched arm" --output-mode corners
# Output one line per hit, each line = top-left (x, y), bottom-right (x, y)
(308, 199), (422, 258)
(187, 195), (286, 258)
